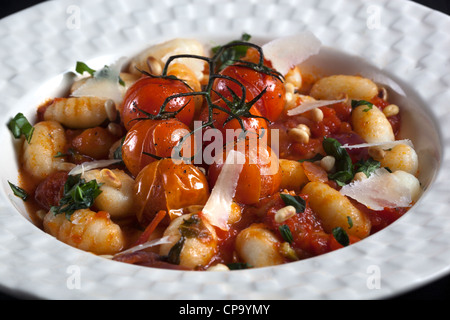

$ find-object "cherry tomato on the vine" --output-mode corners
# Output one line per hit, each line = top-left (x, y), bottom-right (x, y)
(134, 158), (210, 227)
(120, 76), (196, 130)
(199, 99), (268, 145)
(121, 119), (195, 177)
(212, 63), (285, 122)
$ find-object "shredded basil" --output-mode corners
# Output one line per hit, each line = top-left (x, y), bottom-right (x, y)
(211, 33), (252, 71)
(279, 224), (294, 244)
(280, 193), (306, 213)
(351, 99), (374, 112)
(8, 181), (28, 201)
(298, 153), (324, 163)
(75, 61), (96, 76)
(322, 137), (381, 186)
(75, 61), (125, 86)
(50, 174), (102, 220)
(227, 262), (253, 270)
(323, 137), (354, 186)
(7, 113), (34, 144)
(332, 227), (349, 247)
(166, 236), (185, 265)
(113, 137), (125, 162)
(354, 157), (380, 178)
(347, 216), (353, 229)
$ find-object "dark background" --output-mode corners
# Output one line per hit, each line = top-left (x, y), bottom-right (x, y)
(0, 0), (449, 300)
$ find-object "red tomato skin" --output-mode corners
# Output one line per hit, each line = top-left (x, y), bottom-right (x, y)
(121, 119), (194, 177)
(120, 77), (195, 130)
(208, 140), (281, 205)
(213, 64), (285, 122)
(199, 100), (268, 146)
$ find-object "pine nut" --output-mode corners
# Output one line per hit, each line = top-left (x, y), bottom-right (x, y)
(379, 87), (388, 101)
(320, 155), (335, 172)
(296, 123), (311, 136)
(310, 107), (324, 122)
(146, 56), (162, 75)
(100, 169), (122, 188)
(207, 263), (230, 271)
(288, 128), (309, 144)
(383, 104), (399, 117)
(353, 171), (368, 182)
(107, 122), (123, 137)
(104, 99), (117, 122)
(275, 205), (297, 223)
(368, 146), (386, 160)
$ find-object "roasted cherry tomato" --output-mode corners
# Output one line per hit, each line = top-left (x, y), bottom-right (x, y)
(34, 171), (68, 211)
(71, 127), (117, 160)
(199, 99), (268, 145)
(212, 63), (285, 122)
(121, 76), (196, 130)
(121, 119), (194, 177)
(208, 139), (281, 205)
(134, 159), (210, 227)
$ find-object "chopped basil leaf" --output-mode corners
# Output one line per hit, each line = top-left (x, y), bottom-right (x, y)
(54, 151), (68, 158)
(279, 224), (294, 244)
(298, 153), (324, 163)
(113, 137), (125, 162)
(332, 227), (349, 247)
(212, 33), (252, 71)
(280, 193), (306, 213)
(8, 181), (28, 201)
(118, 75), (125, 87)
(322, 137), (382, 186)
(227, 262), (252, 270)
(8, 113), (34, 144)
(354, 157), (381, 178)
(166, 236), (185, 265)
(351, 99), (374, 112)
(179, 214), (209, 239)
(323, 137), (353, 186)
(50, 174), (102, 220)
(75, 61), (125, 86)
(75, 61), (96, 76)
(347, 216), (353, 229)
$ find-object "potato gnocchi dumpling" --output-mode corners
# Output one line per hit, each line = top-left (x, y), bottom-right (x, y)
(8, 34), (422, 271)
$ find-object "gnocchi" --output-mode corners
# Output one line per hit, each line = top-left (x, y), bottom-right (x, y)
(82, 169), (136, 219)
(159, 213), (218, 269)
(43, 209), (125, 255)
(22, 120), (67, 179)
(42, 96), (109, 129)
(302, 181), (371, 239)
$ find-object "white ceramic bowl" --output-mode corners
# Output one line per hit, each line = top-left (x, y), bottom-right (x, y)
(0, 0), (449, 299)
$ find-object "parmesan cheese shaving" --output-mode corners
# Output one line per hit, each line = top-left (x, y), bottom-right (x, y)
(69, 159), (122, 176)
(71, 58), (127, 105)
(287, 98), (346, 116)
(202, 150), (245, 231)
(340, 168), (415, 211)
(341, 139), (414, 150)
(114, 236), (174, 257)
(262, 31), (322, 76)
